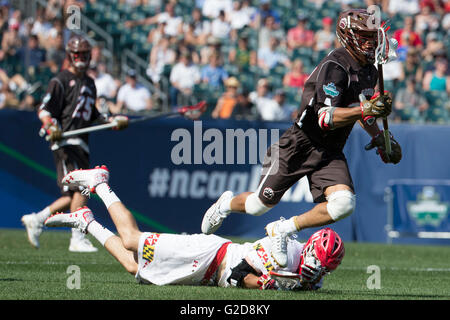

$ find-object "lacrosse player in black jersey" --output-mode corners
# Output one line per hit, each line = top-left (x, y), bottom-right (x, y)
(22, 34), (128, 251)
(201, 9), (402, 267)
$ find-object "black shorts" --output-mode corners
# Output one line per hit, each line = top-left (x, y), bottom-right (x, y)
(52, 145), (90, 196)
(257, 124), (354, 204)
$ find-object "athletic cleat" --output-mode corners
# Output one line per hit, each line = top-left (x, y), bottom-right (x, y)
(62, 165), (109, 196)
(201, 191), (234, 235)
(265, 219), (288, 267)
(21, 213), (43, 249)
(45, 206), (94, 234)
(69, 237), (98, 253)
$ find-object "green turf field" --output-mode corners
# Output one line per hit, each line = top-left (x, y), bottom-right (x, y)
(1, 228), (449, 300)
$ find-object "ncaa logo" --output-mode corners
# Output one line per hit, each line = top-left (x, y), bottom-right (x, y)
(263, 187), (274, 200)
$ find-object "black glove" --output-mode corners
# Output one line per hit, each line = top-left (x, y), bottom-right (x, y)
(365, 131), (402, 164)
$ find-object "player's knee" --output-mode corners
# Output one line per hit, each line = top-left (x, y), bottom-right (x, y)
(121, 231), (140, 251)
(326, 190), (356, 221)
(244, 193), (272, 216)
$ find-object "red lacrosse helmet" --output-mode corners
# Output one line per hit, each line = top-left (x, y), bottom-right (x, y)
(66, 34), (92, 73)
(299, 228), (345, 274)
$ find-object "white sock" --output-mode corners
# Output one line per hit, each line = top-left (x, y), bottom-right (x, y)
(278, 217), (298, 234)
(96, 183), (121, 209)
(35, 206), (51, 224)
(219, 197), (232, 215)
(87, 220), (114, 246)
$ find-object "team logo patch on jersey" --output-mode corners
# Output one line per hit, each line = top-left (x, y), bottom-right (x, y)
(142, 233), (161, 264)
(323, 83), (340, 97)
(263, 187), (274, 200)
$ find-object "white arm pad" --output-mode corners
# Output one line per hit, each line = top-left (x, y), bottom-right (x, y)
(317, 106), (336, 131)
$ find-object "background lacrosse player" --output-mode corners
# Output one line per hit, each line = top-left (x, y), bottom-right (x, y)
(201, 9), (402, 267)
(45, 165), (345, 290)
(21, 34), (128, 252)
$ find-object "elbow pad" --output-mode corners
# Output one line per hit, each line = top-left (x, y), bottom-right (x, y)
(317, 106), (336, 131)
(227, 259), (258, 287)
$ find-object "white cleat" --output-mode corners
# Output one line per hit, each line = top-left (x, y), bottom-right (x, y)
(21, 213), (43, 249)
(265, 219), (288, 267)
(62, 165), (109, 196)
(69, 237), (98, 253)
(45, 206), (94, 234)
(201, 191), (234, 235)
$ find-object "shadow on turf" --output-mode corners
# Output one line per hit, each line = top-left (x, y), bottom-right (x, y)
(319, 289), (450, 299)
(0, 278), (23, 282)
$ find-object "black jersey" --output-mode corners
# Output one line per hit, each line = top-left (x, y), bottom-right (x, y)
(295, 47), (378, 152)
(38, 69), (99, 149)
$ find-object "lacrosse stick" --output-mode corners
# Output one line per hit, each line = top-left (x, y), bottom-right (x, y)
(269, 270), (302, 291)
(375, 22), (398, 156)
(40, 101), (207, 141)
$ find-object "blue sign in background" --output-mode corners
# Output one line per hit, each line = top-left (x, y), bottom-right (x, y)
(1, 110), (450, 244)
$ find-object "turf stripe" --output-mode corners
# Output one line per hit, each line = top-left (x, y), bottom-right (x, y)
(0, 140), (176, 233)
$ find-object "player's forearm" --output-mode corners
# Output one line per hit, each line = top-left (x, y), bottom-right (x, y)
(330, 106), (362, 128)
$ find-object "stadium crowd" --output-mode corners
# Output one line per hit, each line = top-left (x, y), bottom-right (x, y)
(0, 0), (449, 123)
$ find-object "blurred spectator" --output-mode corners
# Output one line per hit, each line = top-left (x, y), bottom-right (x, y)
(402, 48), (424, 85)
(89, 44), (104, 66)
(257, 37), (291, 73)
(387, 0), (420, 16)
(125, 2), (182, 37)
(283, 58), (308, 89)
(250, 0), (281, 29)
(147, 21), (168, 46)
(1, 22), (21, 57)
(169, 50), (201, 108)
(88, 63), (120, 100)
(287, 15), (315, 51)
(393, 16), (423, 51)
(314, 17), (336, 52)
(421, 32), (445, 63)
(231, 89), (259, 120)
(258, 15), (285, 50)
(414, 3), (440, 36)
(227, 1), (251, 31)
(146, 36), (176, 84)
(200, 37), (221, 65)
(201, 52), (228, 89)
(228, 36), (257, 72)
(273, 88), (297, 121)
(394, 77), (428, 122)
(45, 32), (65, 73)
(202, 0), (233, 19)
(185, 8), (210, 46)
(423, 58), (450, 93)
(249, 78), (284, 121)
(114, 69), (153, 113)
(211, 10), (231, 40)
(211, 76), (239, 119)
(31, 7), (52, 42)
(17, 34), (46, 71)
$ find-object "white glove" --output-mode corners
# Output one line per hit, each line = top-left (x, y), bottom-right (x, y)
(300, 255), (323, 283)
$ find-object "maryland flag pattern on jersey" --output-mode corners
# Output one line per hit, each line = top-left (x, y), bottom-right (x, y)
(142, 233), (161, 264)
(253, 243), (274, 273)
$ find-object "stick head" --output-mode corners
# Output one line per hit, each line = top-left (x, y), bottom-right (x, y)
(178, 101), (207, 120)
(375, 22), (398, 65)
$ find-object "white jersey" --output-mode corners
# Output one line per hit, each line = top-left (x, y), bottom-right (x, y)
(135, 232), (321, 289)
(218, 237), (304, 287)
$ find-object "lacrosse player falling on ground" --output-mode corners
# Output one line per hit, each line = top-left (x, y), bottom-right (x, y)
(201, 8), (402, 267)
(21, 34), (128, 252)
(44, 165), (345, 290)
